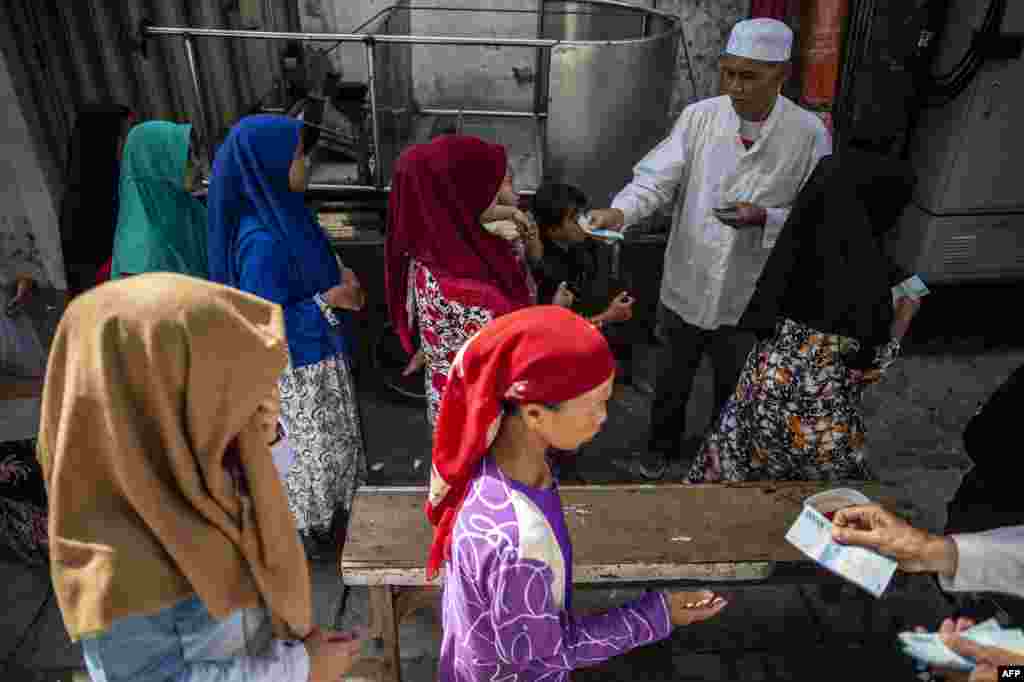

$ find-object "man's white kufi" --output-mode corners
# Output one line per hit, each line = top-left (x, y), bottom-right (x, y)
(725, 18), (793, 63)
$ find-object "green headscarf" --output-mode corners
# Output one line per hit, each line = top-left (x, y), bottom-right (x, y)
(111, 121), (208, 279)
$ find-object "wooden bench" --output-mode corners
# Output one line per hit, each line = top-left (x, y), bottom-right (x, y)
(340, 481), (917, 681)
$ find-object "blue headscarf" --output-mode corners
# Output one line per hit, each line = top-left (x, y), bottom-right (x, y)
(207, 114), (338, 294)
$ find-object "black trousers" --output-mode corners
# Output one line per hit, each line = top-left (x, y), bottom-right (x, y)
(648, 303), (757, 460)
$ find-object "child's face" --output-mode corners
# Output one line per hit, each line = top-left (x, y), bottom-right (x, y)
(524, 375), (613, 451)
(548, 208), (589, 244)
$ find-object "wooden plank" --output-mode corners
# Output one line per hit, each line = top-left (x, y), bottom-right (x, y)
(342, 561), (776, 587)
(0, 377), (43, 401)
(373, 586), (401, 682)
(341, 482), (915, 584)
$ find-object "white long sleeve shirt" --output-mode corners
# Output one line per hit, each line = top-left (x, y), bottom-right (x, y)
(939, 526), (1024, 600)
(611, 95), (831, 330)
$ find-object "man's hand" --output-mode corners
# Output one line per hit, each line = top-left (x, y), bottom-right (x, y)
(602, 291), (634, 324)
(831, 504), (958, 577)
(940, 631), (1024, 681)
(664, 590), (728, 627)
(916, 617), (1024, 681)
(717, 202), (766, 229)
(586, 208), (626, 233)
(912, 618), (975, 682)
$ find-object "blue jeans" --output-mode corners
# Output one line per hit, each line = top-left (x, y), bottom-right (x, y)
(81, 596), (308, 682)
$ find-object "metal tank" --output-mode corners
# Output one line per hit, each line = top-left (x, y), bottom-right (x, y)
(144, 0), (681, 206)
(371, 0), (682, 206)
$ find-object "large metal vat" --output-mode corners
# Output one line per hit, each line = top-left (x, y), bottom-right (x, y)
(145, 1), (681, 206)
(372, 0), (681, 206)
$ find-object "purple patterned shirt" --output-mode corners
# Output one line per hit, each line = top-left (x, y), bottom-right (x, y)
(438, 457), (673, 681)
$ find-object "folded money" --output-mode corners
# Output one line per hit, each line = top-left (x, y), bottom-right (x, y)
(898, 619), (1024, 671)
(577, 213), (625, 242)
(892, 274), (930, 302)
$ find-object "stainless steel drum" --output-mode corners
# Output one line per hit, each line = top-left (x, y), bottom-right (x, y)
(146, 1), (681, 205)
(371, 0), (681, 205)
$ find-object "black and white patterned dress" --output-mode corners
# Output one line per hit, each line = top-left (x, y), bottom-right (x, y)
(278, 352), (367, 543)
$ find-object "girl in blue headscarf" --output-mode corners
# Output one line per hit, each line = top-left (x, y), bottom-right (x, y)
(208, 114), (367, 560)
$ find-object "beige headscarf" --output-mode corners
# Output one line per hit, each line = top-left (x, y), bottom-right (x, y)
(37, 273), (312, 642)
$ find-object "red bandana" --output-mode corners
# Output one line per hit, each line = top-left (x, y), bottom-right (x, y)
(425, 305), (616, 579)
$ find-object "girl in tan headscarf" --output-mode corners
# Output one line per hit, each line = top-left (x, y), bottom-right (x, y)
(37, 272), (360, 682)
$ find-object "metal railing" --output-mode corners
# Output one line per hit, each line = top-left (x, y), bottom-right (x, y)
(142, 1), (680, 193)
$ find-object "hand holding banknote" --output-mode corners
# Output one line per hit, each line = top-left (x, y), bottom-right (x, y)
(830, 504), (958, 577)
(939, 631), (1024, 681)
(906, 618), (1024, 681)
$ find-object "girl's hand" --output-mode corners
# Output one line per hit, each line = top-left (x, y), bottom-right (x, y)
(326, 268), (365, 311)
(602, 292), (634, 323)
(552, 282), (575, 308)
(305, 626), (363, 682)
(665, 590), (728, 627)
(512, 210), (539, 242)
(891, 296), (921, 340)
(252, 386), (281, 445)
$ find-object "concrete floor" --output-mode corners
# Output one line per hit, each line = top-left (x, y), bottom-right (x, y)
(3, 288), (1024, 680)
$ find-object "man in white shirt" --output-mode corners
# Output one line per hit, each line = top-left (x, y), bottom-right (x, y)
(832, 505), (1024, 680)
(587, 18), (832, 479)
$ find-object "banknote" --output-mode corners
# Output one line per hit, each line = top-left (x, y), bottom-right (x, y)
(892, 274), (930, 302)
(577, 213), (624, 241)
(899, 619), (1024, 671)
(784, 489), (898, 598)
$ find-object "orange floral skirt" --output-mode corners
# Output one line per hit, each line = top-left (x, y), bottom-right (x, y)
(687, 317), (899, 483)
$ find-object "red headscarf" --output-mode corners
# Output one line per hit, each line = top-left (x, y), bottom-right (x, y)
(425, 305), (616, 579)
(385, 135), (534, 354)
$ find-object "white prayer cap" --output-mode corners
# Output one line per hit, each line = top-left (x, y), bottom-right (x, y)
(725, 18), (793, 63)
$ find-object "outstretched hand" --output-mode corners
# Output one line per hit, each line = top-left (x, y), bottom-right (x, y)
(665, 590), (728, 627)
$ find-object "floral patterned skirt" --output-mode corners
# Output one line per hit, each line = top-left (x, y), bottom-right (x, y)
(278, 353), (367, 539)
(411, 261), (498, 429)
(0, 439), (48, 567)
(687, 317), (899, 483)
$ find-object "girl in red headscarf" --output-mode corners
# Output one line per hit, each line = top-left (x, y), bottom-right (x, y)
(428, 306), (728, 682)
(385, 135), (535, 428)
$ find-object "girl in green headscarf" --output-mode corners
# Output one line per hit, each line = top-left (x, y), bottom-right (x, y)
(111, 121), (208, 279)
